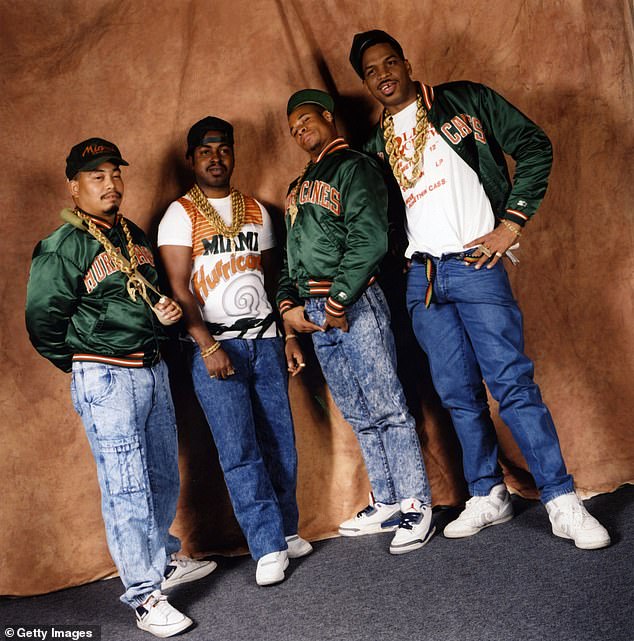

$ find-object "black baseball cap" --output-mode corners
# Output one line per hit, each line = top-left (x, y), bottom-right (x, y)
(65, 137), (128, 180)
(349, 30), (405, 78)
(186, 116), (234, 158)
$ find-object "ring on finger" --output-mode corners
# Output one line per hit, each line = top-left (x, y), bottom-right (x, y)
(495, 251), (503, 258)
(227, 369), (236, 376)
(479, 244), (492, 257)
(209, 374), (217, 379)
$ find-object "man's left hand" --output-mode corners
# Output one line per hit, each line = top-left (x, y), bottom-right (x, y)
(323, 311), (349, 332)
(465, 222), (521, 270)
(155, 296), (183, 324)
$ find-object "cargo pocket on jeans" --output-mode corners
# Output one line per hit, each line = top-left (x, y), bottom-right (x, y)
(99, 435), (145, 495)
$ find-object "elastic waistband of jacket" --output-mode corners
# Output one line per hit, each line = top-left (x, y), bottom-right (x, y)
(72, 349), (161, 368)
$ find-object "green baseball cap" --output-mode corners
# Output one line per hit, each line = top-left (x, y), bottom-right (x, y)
(287, 89), (335, 116)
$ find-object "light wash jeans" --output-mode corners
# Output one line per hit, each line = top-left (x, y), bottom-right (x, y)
(71, 360), (181, 607)
(190, 337), (299, 560)
(305, 283), (431, 506)
(406, 254), (574, 503)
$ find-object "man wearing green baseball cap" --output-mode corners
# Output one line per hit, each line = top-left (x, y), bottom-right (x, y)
(277, 89), (435, 555)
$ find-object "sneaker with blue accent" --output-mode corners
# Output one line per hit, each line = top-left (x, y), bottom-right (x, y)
(285, 534), (313, 558)
(135, 590), (193, 638)
(389, 498), (435, 555)
(338, 494), (401, 537)
(161, 554), (217, 591)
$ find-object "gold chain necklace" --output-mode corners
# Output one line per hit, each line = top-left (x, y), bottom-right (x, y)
(383, 93), (428, 190)
(187, 184), (246, 238)
(74, 209), (146, 304)
(286, 160), (312, 226)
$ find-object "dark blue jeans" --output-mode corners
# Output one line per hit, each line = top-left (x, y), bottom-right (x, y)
(305, 283), (431, 506)
(191, 337), (299, 560)
(406, 256), (574, 503)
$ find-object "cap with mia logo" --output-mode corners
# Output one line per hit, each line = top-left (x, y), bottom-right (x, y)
(65, 137), (129, 180)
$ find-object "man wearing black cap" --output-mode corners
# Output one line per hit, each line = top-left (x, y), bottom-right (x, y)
(158, 117), (311, 587)
(279, 90), (434, 555)
(26, 138), (217, 638)
(348, 30), (610, 549)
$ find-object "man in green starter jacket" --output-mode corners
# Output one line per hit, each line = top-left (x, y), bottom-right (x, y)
(26, 138), (216, 638)
(349, 29), (610, 550)
(278, 89), (434, 556)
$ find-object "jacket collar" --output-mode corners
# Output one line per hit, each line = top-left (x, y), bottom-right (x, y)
(78, 210), (120, 230)
(315, 137), (349, 163)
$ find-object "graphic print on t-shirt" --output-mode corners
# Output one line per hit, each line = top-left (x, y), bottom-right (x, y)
(158, 194), (278, 339)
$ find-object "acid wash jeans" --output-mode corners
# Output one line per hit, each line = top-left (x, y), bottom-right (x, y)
(406, 254), (574, 504)
(190, 336), (299, 560)
(304, 283), (431, 507)
(71, 359), (181, 607)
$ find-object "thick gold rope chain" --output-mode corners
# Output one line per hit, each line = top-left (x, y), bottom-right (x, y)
(383, 93), (428, 191)
(187, 184), (246, 238)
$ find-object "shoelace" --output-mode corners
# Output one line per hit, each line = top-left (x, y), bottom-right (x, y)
(140, 593), (170, 619)
(398, 512), (422, 530)
(463, 495), (490, 514)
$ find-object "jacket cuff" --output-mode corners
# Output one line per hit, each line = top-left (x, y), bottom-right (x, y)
(503, 208), (530, 227)
(279, 299), (300, 317)
(325, 297), (346, 318)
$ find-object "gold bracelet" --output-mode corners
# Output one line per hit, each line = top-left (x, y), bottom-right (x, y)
(501, 219), (522, 237)
(285, 334), (297, 342)
(200, 342), (221, 359)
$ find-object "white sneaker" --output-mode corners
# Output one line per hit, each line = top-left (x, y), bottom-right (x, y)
(161, 554), (218, 591)
(389, 498), (435, 555)
(256, 550), (289, 586)
(135, 590), (193, 638)
(338, 494), (401, 536)
(546, 493), (611, 550)
(444, 484), (513, 538)
(285, 534), (313, 558)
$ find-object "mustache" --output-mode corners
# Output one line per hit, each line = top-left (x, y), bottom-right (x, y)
(101, 191), (122, 199)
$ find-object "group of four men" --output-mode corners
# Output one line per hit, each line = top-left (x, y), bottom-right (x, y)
(26, 30), (609, 639)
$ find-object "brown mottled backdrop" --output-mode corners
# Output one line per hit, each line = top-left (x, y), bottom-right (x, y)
(1, 0), (632, 596)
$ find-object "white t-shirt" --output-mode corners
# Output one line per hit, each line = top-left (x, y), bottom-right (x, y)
(158, 193), (278, 340)
(392, 100), (494, 257)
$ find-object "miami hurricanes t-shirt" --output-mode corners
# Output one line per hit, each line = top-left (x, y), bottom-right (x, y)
(392, 100), (495, 257)
(158, 193), (278, 340)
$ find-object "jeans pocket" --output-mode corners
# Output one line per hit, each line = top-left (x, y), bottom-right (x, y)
(79, 364), (117, 405)
(99, 435), (145, 495)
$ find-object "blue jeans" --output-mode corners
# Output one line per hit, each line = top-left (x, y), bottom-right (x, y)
(305, 283), (431, 506)
(406, 256), (574, 503)
(190, 337), (299, 560)
(70, 360), (181, 608)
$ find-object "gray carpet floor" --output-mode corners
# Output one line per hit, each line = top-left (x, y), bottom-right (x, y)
(2, 485), (632, 641)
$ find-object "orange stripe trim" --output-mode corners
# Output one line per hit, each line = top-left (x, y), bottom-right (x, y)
(72, 353), (146, 367)
(421, 83), (434, 110)
(316, 138), (349, 163)
(506, 209), (529, 220)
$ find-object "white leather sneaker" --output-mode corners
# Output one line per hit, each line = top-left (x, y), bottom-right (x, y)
(389, 498), (435, 555)
(338, 494), (401, 536)
(444, 484), (513, 538)
(285, 534), (313, 558)
(546, 493), (610, 549)
(135, 590), (193, 638)
(256, 550), (289, 586)
(161, 554), (217, 591)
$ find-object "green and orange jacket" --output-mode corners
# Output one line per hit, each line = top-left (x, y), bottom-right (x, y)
(26, 213), (166, 372)
(363, 81), (553, 227)
(276, 138), (388, 318)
